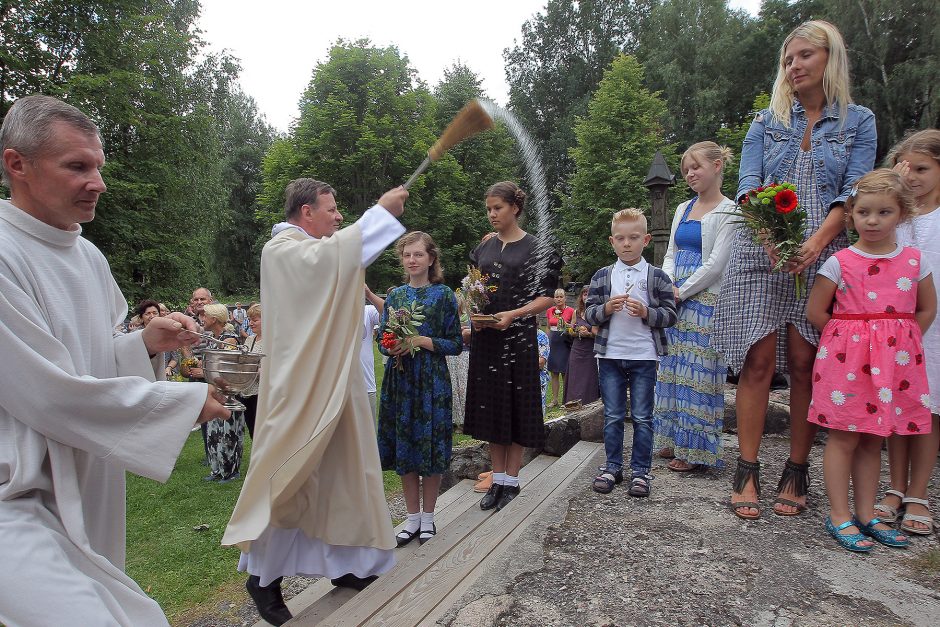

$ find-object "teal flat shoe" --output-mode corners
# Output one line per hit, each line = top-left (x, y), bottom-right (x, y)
(826, 517), (873, 553)
(856, 517), (910, 548)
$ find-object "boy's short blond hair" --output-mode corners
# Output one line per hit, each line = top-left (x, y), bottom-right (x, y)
(611, 208), (648, 231)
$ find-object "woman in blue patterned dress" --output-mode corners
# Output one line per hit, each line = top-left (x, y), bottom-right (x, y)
(653, 142), (736, 471)
(713, 20), (876, 519)
(378, 232), (462, 546)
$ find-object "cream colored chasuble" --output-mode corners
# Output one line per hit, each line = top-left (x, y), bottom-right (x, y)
(224, 206), (402, 581)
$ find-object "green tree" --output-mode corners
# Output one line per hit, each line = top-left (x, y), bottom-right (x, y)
(635, 0), (774, 149)
(820, 0), (940, 158)
(504, 0), (650, 201)
(561, 55), (673, 279)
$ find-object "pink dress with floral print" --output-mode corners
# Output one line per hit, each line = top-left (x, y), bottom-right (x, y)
(808, 246), (931, 436)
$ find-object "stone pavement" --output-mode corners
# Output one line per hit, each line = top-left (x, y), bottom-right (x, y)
(439, 430), (940, 627)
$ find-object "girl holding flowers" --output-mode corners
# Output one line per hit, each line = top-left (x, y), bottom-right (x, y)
(377, 232), (462, 547)
(806, 169), (934, 552)
(714, 20), (876, 519)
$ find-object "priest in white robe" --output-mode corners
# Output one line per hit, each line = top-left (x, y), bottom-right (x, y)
(223, 179), (407, 625)
(0, 95), (229, 626)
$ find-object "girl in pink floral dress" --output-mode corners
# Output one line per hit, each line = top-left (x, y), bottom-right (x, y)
(806, 169), (936, 552)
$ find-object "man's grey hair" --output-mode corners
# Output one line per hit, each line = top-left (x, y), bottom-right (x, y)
(1, 94), (101, 186)
(284, 178), (336, 221)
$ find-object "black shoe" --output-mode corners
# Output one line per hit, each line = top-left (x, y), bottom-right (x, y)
(480, 483), (504, 510)
(495, 485), (520, 511)
(418, 523), (436, 545)
(245, 575), (292, 626)
(330, 573), (378, 591)
(218, 472), (240, 484)
(395, 527), (420, 547)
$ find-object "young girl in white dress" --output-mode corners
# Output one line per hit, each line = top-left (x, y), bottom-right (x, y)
(876, 129), (940, 536)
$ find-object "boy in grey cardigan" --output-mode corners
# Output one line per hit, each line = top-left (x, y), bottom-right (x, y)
(584, 209), (677, 496)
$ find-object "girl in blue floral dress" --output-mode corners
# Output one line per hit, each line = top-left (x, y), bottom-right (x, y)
(378, 232), (462, 546)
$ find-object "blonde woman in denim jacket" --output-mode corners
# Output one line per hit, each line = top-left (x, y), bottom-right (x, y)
(714, 20), (876, 520)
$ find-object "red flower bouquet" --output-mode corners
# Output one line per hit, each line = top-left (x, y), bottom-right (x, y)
(383, 301), (425, 371)
(736, 182), (808, 298)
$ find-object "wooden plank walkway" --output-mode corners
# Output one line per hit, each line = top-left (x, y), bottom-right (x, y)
(286, 440), (601, 626)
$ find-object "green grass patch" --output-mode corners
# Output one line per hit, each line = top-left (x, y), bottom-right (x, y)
(125, 432), (250, 619)
(908, 547), (940, 586)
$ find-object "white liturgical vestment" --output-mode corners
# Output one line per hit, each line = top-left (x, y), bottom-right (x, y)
(0, 199), (206, 626)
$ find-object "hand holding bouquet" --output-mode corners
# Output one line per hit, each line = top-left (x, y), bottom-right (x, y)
(381, 301), (425, 370)
(457, 266), (498, 322)
(735, 182), (807, 298)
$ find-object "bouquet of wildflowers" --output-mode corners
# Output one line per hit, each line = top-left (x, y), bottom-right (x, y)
(736, 182), (807, 298)
(456, 266), (498, 317)
(380, 301), (425, 371)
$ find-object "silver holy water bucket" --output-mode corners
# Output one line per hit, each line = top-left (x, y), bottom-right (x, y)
(202, 349), (264, 412)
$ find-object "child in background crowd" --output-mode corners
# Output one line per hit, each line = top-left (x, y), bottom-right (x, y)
(585, 208), (677, 497)
(875, 129), (940, 535)
(806, 169), (935, 552)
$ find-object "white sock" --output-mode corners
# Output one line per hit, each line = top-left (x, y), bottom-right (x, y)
(401, 512), (420, 534)
(420, 511), (435, 533)
(493, 472), (507, 485)
(504, 474), (519, 487)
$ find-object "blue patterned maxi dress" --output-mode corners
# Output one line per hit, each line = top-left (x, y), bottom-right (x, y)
(652, 200), (726, 467)
(378, 284), (462, 476)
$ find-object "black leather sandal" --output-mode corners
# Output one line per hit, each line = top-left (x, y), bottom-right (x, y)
(730, 456), (761, 520)
(773, 458), (809, 516)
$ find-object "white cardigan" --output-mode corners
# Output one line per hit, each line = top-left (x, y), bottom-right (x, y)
(661, 197), (737, 300)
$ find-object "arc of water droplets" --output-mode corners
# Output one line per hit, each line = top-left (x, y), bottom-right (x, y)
(478, 100), (559, 298)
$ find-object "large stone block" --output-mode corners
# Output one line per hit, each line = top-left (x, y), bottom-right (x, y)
(542, 416), (581, 456)
(723, 389), (790, 435)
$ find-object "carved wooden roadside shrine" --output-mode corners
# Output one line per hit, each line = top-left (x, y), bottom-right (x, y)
(643, 151), (676, 267)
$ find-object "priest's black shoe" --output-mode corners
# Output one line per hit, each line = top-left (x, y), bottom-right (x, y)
(331, 573), (378, 591)
(495, 484), (521, 511)
(246, 575), (291, 626)
(479, 483), (504, 510)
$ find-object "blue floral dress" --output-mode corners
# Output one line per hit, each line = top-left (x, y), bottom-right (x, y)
(378, 284), (462, 476)
(653, 200), (726, 468)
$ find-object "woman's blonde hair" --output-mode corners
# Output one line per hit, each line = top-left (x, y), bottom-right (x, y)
(885, 129), (940, 169)
(845, 169), (917, 229)
(247, 303), (262, 319)
(769, 20), (852, 127)
(554, 288), (566, 298)
(202, 303), (229, 326)
(396, 231), (444, 284)
(681, 142), (734, 178)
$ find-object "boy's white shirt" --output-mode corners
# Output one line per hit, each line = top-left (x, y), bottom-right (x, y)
(602, 257), (658, 361)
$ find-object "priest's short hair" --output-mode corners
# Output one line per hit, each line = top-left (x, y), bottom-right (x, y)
(1, 95), (101, 186)
(284, 178), (336, 220)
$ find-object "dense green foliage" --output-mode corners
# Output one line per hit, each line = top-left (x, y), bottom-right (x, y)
(2, 0), (936, 294)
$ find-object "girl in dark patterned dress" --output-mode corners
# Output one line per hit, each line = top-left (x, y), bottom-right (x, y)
(464, 182), (563, 511)
(378, 232), (462, 546)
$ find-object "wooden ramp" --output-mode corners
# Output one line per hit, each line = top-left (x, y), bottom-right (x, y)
(272, 440), (601, 627)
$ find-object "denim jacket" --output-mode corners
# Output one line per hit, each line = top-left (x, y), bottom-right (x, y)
(737, 101), (877, 210)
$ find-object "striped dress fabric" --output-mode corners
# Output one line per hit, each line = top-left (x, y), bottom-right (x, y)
(653, 203), (726, 467)
(714, 149), (849, 375)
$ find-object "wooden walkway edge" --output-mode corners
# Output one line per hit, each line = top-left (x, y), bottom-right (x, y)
(285, 440), (601, 626)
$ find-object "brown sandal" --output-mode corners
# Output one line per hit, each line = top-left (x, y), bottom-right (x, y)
(730, 457), (761, 520)
(773, 458), (809, 516)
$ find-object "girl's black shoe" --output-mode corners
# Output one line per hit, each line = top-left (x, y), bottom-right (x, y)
(480, 483), (504, 510)
(495, 485), (520, 510)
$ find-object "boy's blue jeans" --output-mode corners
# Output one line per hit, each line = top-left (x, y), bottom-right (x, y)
(598, 358), (657, 477)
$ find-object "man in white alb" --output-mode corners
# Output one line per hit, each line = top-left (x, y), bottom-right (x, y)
(0, 95), (229, 626)
(223, 179), (407, 625)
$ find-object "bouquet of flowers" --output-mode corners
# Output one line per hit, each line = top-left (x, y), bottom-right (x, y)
(380, 301), (425, 371)
(457, 266), (498, 321)
(736, 182), (807, 298)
